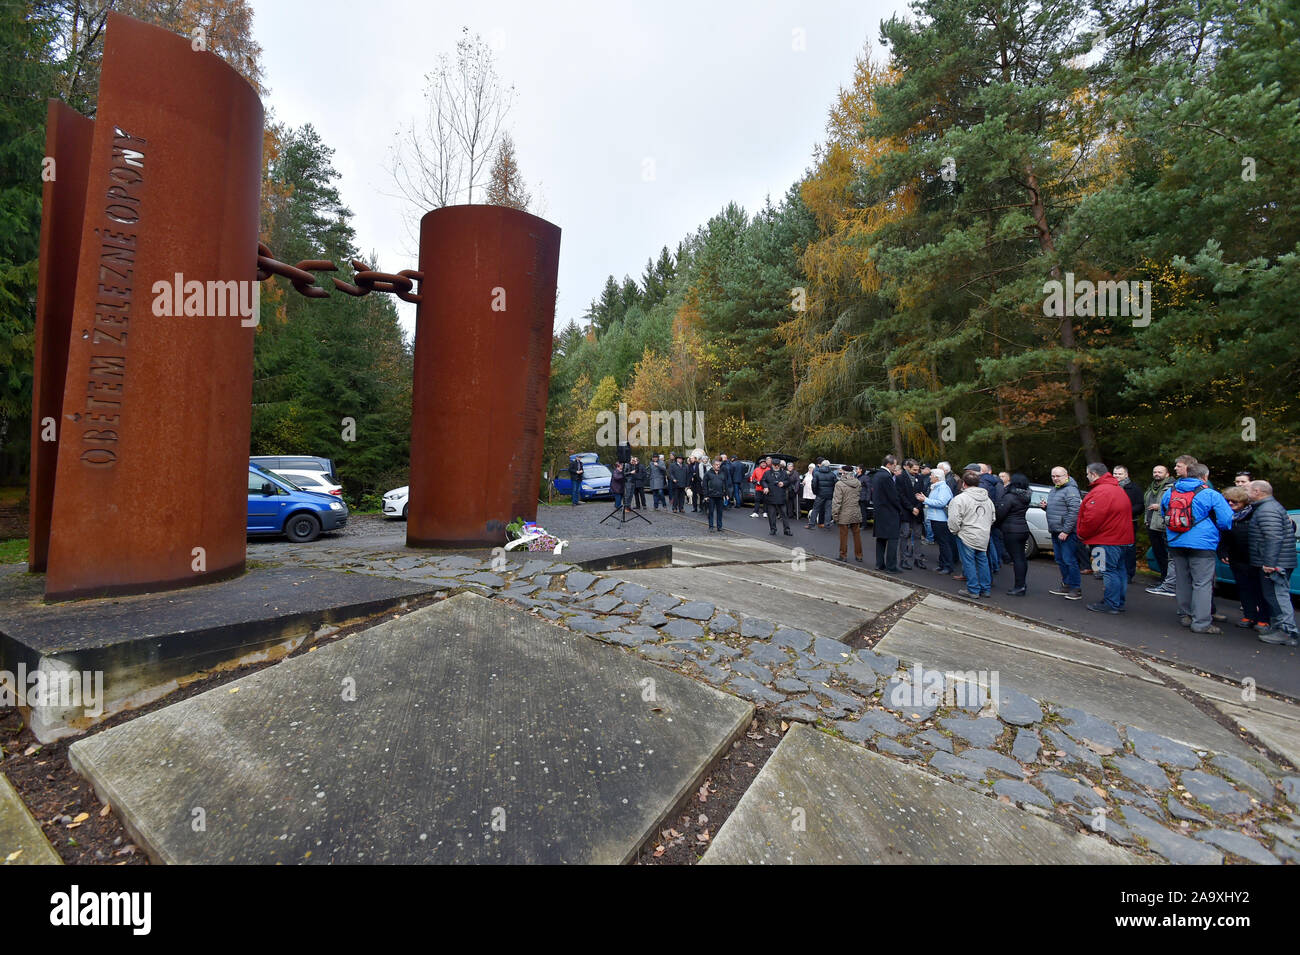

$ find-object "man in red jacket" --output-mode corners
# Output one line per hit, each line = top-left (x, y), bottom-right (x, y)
(1076, 463), (1136, 614)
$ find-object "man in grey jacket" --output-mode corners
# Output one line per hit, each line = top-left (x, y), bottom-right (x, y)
(1248, 481), (1298, 646)
(1043, 466), (1083, 599)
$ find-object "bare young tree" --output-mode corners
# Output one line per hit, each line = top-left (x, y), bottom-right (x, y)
(390, 27), (514, 229)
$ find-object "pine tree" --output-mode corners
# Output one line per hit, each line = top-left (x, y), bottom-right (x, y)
(485, 133), (531, 211)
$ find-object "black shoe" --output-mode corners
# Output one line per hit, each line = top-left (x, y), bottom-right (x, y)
(770, 528), (778, 535)
(1006, 587), (1026, 596)
(1087, 602), (1121, 614)
(855, 556), (863, 562)
(784, 529), (793, 536)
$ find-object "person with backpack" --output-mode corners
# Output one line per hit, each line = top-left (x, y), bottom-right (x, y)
(1161, 462), (1233, 634)
(759, 459), (794, 536)
(1246, 480), (1298, 646)
(1076, 463), (1135, 614)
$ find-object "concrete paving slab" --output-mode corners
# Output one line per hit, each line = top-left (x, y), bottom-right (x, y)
(877, 599), (1263, 766)
(905, 595), (1159, 682)
(0, 773), (61, 865)
(701, 725), (1142, 864)
(603, 566), (869, 640)
(1, 567), (436, 742)
(1145, 662), (1298, 768)
(68, 593), (751, 864)
(667, 537), (795, 566)
(711, 561), (913, 614)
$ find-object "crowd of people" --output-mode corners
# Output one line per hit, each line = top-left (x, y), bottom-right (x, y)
(573, 448), (1297, 649)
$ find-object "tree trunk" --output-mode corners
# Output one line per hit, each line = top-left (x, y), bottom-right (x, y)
(1024, 165), (1103, 462)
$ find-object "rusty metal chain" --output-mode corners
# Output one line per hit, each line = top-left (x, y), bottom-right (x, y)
(256, 243), (423, 304)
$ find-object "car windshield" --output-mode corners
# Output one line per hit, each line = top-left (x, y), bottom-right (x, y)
(271, 471), (308, 491)
(585, 464), (610, 479)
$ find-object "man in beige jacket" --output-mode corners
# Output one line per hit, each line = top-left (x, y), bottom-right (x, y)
(832, 465), (864, 562)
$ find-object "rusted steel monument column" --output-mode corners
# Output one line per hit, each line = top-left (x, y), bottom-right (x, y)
(40, 13), (263, 600)
(29, 102), (94, 574)
(408, 206), (561, 547)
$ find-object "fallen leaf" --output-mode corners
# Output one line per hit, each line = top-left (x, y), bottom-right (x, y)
(99, 804), (112, 817)
(228, 687), (240, 694)
(72, 812), (89, 824)
(4, 850), (21, 862)
(1091, 786), (1106, 798)
(697, 783), (709, 803)
(696, 830), (711, 843)
(23, 745), (38, 757)
(698, 814), (708, 826)
(744, 762), (755, 768)
(653, 845), (665, 857)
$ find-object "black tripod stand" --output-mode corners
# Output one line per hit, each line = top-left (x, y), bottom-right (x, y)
(599, 495), (651, 527)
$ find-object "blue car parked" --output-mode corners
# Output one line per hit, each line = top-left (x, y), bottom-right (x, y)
(247, 464), (348, 542)
(552, 452), (612, 501)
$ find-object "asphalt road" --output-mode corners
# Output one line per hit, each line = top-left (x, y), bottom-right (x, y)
(666, 500), (1300, 700)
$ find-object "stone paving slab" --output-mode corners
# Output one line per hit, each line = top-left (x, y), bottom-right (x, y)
(1148, 662), (1299, 768)
(701, 725), (1142, 864)
(0, 773), (61, 865)
(601, 566), (869, 640)
(710, 561), (913, 615)
(877, 597), (1262, 766)
(67, 593), (752, 864)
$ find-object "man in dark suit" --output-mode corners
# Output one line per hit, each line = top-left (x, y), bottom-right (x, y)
(871, 455), (903, 571)
(760, 459), (793, 535)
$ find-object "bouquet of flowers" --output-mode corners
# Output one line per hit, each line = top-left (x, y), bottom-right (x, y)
(505, 517), (566, 554)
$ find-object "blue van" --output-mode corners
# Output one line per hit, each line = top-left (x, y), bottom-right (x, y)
(247, 463), (348, 542)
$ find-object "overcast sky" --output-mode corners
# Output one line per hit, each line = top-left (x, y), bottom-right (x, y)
(253, 0), (902, 338)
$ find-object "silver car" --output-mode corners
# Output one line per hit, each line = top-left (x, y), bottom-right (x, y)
(1024, 483), (1054, 558)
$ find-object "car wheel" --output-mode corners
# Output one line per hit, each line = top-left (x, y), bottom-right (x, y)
(402, 503), (408, 520)
(285, 512), (321, 543)
(1025, 536), (1038, 559)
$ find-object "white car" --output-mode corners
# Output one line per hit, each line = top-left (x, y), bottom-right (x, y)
(383, 486), (409, 519)
(273, 469), (344, 498)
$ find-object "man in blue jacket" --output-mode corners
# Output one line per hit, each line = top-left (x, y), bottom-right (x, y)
(1161, 462), (1233, 634)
